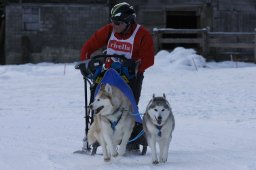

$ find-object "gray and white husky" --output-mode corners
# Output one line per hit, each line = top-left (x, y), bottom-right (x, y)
(143, 94), (175, 164)
(88, 83), (135, 161)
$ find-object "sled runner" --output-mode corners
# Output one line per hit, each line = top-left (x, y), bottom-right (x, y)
(74, 54), (147, 155)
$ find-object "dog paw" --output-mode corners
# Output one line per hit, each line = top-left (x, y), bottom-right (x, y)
(112, 152), (118, 157)
(118, 148), (126, 156)
(152, 160), (159, 164)
(159, 158), (167, 163)
(104, 157), (110, 162)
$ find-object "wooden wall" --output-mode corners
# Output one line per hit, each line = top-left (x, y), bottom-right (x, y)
(3, 0), (256, 64)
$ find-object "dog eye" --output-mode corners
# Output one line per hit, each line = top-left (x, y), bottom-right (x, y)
(154, 109), (158, 111)
(97, 99), (100, 101)
(162, 109), (165, 111)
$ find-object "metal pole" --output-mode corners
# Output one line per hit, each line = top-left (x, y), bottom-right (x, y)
(83, 77), (90, 150)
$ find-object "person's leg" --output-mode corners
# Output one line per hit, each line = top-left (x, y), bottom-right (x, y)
(127, 73), (145, 152)
(128, 73), (144, 105)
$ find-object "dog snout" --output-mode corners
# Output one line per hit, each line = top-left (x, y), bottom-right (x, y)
(156, 116), (162, 124)
(158, 116), (162, 120)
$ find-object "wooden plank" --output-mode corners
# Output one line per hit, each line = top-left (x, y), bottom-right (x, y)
(159, 38), (202, 44)
(202, 28), (209, 57)
(209, 42), (254, 49)
(153, 28), (206, 34)
(153, 32), (160, 52)
(208, 32), (255, 36)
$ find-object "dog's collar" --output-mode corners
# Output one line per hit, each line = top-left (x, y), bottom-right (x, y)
(155, 125), (162, 137)
(112, 105), (122, 115)
(109, 106), (126, 131)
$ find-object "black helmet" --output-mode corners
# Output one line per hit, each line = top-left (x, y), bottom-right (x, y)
(110, 2), (136, 24)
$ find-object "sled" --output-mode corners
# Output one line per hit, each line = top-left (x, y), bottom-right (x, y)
(74, 54), (147, 155)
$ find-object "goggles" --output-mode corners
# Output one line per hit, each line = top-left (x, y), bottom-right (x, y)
(111, 20), (125, 26)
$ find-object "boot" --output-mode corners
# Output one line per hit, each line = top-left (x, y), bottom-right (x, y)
(126, 122), (147, 155)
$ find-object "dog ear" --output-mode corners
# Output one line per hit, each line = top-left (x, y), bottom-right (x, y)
(163, 93), (166, 99)
(104, 83), (112, 95)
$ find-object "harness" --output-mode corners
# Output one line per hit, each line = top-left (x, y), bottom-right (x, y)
(105, 106), (126, 131)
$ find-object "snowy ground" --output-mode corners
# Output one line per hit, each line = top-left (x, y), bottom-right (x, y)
(0, 47), (256, 170)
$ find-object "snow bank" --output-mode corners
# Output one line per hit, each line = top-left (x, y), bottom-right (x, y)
(154, 47), (206, 71)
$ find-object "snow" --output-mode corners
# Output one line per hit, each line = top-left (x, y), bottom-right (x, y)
(0, 47), (256, 170)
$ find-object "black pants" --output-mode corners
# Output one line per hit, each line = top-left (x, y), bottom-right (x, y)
(127, 73), (148, 147)
(128, 73), (144, 105)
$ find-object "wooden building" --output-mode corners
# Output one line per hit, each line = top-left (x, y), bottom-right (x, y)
(1, 0), (256, 64)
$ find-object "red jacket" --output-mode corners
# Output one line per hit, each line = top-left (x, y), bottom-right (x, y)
(80, 23), (154, 73)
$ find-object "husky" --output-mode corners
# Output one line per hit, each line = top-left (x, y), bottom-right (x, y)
(143, 94), (175, 164)
(87, 83), (135, 161)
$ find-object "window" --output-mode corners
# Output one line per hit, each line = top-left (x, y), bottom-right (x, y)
(22, 7), (40, 31)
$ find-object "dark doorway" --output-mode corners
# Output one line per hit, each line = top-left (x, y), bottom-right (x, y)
(163, 11), (199, 50)
(0, 11), (4, 65)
